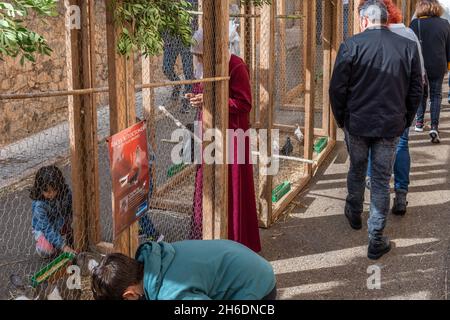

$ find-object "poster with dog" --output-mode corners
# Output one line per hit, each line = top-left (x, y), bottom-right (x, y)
(107, 121), (149, 238)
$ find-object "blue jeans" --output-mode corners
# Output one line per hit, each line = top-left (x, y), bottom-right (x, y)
(345, 130), (399, 240)
(162, 33), (194, 95)
(368, 128), (410, 192)
(416, 76), (444, 126)
(138, 152), (157, 238)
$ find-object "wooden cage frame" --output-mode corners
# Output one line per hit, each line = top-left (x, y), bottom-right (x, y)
(0, 0), (418, 255)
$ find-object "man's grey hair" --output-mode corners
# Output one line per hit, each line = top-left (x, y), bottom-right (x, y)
(359, 0), (389, 25)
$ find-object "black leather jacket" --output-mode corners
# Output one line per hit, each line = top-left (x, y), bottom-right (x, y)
(329, 26), (423, 138)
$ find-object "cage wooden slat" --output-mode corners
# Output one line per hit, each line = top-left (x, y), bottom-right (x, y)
(202, 0), (229, 240)
(303, 0), (317, 176)
(257, 2), (276, 228)
(106, 0), (138, 257)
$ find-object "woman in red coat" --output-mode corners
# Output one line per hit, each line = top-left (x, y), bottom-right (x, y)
(188, 29), (261, 252)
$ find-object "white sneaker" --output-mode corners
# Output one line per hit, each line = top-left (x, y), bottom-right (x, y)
(415, 123), (424, 132)
(429, 128), (441, 144)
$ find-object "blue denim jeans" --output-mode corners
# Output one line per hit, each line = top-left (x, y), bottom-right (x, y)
(368, 128), (410, 192)
(163, 33), (194, 95)
(416, 76), (444, 126)
(345, 130), (399, 240)
(138, 152), (157, 238)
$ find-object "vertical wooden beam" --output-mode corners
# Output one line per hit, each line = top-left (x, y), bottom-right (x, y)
(202, 0), (229, 239)
(353, 0), (360, 35)
(85, 0), (101, 246)
(257, 2), (275, 227)
(198, 0), (203, 29)
(142, 56), (157, 194)
(65, 0), (85, 251)
(66, 0), (100, 251)
(278, 0), (287, 106)
(330, 0), (344, 142)
(244, 3), (258, 126)
(202, 0), (215, 240)
(322, 0), (332, 137)
(251, 7), (258, 124)
(304, 0), (317, 176)
(106, 0), (138, 257)
(213, 1), (229, 240)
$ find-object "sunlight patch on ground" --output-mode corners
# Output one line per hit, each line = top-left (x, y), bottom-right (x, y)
(277, 281), (345, 299)
(392, 238), (440, 248)
(383, 291), (431, 300)
(271, 246), (366, 275)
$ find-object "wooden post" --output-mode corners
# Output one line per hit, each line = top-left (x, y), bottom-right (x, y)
(352, 0), (360, 35)
(304, 0), (317, 176)
(244, 3), (258, 126)
(407, 0), (417, 25)
(202, 0), (229, 239)
(257, 2), (275, 227)
(106, 0), (138, 257)
(278, 0), (287, 106)
(65, 0), (100, 251)
(141, 55), (157, 196)
(330, 0), (344, 142)
(322, 0), (332, 137)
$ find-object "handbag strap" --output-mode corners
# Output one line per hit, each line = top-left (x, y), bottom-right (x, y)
(418, 19), (423, 44)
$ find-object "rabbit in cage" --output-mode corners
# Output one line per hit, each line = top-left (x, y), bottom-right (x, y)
(10, 273), (81, 300)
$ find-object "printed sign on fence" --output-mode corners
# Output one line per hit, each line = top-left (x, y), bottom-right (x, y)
(107, 121), (149, 238)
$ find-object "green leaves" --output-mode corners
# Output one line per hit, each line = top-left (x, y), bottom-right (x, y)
(114, 0), (272, 58)
(0, 0), (57, 64)
(113, 0), (194, 57)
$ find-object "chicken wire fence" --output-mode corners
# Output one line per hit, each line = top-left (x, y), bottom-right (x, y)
(0, 0), (342, 300)
(0, 0), (223, 300)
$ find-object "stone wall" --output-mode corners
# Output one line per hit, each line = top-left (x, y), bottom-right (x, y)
(0, 1), (69, 146)
(0, 1), (153, 147)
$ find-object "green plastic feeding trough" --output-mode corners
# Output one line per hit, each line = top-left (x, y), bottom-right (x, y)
(31, 252), (76, 288)
(167, 163), (188, 178)
(272, 181), (291, 203)
(314, 137), (328, 154)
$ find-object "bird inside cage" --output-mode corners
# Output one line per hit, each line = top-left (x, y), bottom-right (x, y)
(280, 137), (294, 156)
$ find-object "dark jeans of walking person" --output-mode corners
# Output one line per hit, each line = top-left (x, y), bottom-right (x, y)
(415, 76), (444, 143)
(367, 128), (411, 215)
(344, 130), (399, 259)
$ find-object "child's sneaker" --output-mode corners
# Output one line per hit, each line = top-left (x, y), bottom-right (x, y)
(415, 122), (424, 132)
(429, 126), (441, 144)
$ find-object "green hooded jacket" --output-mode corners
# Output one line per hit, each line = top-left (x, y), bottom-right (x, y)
(135, 240), (276, 300)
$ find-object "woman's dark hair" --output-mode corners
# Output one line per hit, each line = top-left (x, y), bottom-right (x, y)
(91, 253), (144, 300)
(30, 165), (69, 201)
(415, 0), (444, 18)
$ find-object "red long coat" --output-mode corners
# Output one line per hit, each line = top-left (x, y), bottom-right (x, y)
(192, 54), (261, 253)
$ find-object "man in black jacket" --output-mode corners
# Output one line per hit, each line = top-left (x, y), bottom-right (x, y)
(329, 0), (423, 260)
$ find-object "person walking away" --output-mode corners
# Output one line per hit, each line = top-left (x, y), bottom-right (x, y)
(365, 0), (426, 216)
(410, 0), (450, 143)
(329, 0), (423, 260)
